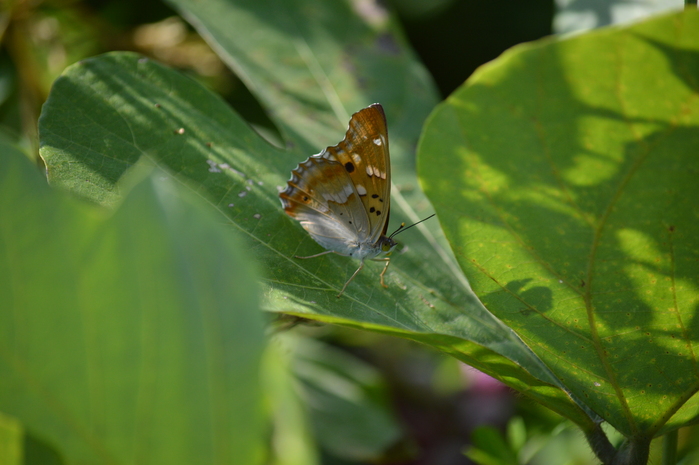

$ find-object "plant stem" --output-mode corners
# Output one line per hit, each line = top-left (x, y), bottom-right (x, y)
(585, 424), (616, 464)
(662, 430), (678, 465)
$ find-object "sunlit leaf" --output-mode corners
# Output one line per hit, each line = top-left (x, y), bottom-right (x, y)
(419, 10), (699, 439)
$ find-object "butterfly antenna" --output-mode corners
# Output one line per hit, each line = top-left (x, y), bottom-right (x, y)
(389, 214), (436, 239)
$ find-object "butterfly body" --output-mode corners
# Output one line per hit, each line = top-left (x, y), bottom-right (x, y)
(280, 103), (396, 296)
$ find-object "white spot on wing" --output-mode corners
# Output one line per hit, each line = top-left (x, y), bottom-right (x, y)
(365, 165), (374, 177)
(373, 137), (382, 146)
(351, 153), (362, 164)
(356, 184), (367, 196)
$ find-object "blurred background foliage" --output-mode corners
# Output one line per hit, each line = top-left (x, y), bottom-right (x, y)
(2, 0), (697, 464)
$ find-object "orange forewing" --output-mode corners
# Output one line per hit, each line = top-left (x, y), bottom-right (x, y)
(318, 104), (391, 241)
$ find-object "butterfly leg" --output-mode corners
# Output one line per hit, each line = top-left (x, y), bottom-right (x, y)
(294, 250), (335, 259)
(372, 257), (391, 288)
(337, 260), (365, 298)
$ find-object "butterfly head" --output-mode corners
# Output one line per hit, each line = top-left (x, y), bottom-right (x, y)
(377, 235), (398, 256)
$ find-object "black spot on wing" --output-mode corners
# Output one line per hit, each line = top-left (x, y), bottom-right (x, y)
(344, 162), (355, 173)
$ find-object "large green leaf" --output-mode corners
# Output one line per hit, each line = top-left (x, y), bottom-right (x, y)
(166, 0), (437, 161)
(39, 0), (595, 432)
(0, 412), (22, 465)
(0, 143), (265, 465)
(419, 10), (699, 442)
(290, 336), (402, 460)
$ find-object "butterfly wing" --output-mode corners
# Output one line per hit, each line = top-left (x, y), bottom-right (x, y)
(280, 156), (371, 256)
(318, 104), (391, 242)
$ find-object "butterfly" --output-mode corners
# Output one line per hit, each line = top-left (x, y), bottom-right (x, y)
(280, 103), (433, 297)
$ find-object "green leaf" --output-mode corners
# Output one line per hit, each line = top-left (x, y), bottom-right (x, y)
(0, 143), (265, 465)
(165, 0), (437, 160)
(291, 336), (402, 460)
(418, 10), (699, 440)
(39, 0), (595, 431)
(0, 412), (22, 465)
(262, 339), (320, 465)
(507, 416), (527, 454)
(465, 426), (519, 465)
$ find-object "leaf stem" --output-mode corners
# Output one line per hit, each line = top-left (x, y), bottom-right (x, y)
(661, 430), (677, 465)
(584, 424), (616, 464)
(613, 437), (651, 465)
